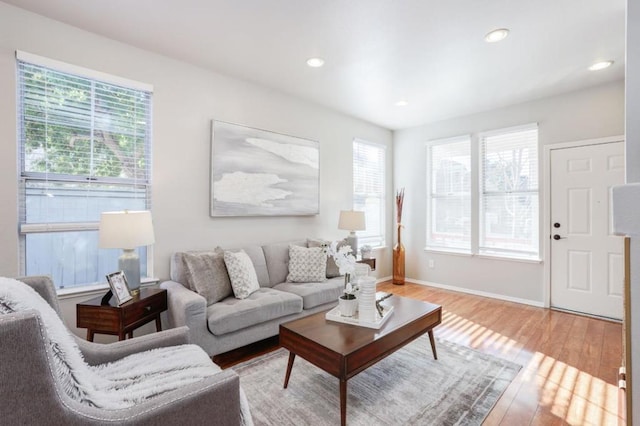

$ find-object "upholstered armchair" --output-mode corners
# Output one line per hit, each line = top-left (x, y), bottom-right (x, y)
(0, 275), (252, 425)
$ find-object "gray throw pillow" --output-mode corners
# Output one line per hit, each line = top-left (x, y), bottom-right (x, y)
(286, 245), (327, 283)
(223, 250), (261, 299)
(307, 238), (345, 278)
(182, 248), (233, 305)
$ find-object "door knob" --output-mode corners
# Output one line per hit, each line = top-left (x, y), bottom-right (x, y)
(553, 234), (565, 240)
(553, 223), (561, 228)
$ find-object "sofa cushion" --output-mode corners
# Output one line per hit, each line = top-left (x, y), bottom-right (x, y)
(286, 245), (326, 283)
(171, 251), (203, 289)
(307, 238), (347, 278)
(224, 250), (261, 299)
(182, 248), (232, 305)
(262, 240), (307, 286)
(227, 245), (271, 287)
(206, 288), (303, 335)
(273, 277), (344, 309)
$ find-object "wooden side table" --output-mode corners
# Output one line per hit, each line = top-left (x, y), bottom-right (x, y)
(77, 288), (167, 342)
(357, 257), (376, 271)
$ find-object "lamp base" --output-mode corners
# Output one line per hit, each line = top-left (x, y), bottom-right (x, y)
(345, 232), (358, 256)
(119, 249), (141, 294)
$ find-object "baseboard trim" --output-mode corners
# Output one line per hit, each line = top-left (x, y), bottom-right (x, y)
(405, 278), (545, 308)
(377, 276), (392, 283)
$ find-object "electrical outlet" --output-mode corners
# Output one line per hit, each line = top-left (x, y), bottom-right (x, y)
(428, 259), (435, 268)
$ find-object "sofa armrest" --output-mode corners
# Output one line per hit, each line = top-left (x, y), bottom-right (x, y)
(160, 280), (212, 351)
(76, 326), (190, 365)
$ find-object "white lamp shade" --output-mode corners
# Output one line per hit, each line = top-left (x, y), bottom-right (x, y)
(99, 210), (155, 249)
(338, 210), (366, 231)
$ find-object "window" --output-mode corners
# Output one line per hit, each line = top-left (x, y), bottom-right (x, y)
(426, 136), (471, 251)
(17, 52), (153, 290)
(353, 139), (386, 247)
(480, 124), (539, 258)
(425, 124), (539, 260)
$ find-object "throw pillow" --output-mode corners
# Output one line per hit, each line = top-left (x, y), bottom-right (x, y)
(287, 245), (327, 282)
(182, 248), (233, 305)
(307, 238), (345, 278)
(223, 250), (261, 299)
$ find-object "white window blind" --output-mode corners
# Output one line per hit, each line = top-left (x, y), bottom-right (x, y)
(353, 139), (386, 247)
(426, 136), (471, 251)
(479, 124), (539, 258)
(17, 54), (153, 289)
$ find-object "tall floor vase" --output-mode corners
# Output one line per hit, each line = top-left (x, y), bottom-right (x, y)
(393, 223), (405, 285)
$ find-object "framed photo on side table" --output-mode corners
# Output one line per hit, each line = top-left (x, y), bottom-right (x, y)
(106, 271), (133, 305)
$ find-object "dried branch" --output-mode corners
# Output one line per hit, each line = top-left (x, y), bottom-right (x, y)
(395, 188), (405, 223)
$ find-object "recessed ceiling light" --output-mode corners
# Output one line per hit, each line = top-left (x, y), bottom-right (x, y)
(589, 60), (614, 71)
(306, 57), (325, 68)
(484, 28), (510, 43)
(395, 100), (409, 107)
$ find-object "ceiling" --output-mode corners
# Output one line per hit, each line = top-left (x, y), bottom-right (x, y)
(4, 0), (626, 130)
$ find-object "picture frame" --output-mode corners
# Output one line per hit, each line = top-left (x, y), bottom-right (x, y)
(106, 271), (133, 305)
(210, 120), (320, 217)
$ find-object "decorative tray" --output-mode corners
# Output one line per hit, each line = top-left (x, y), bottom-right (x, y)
(325, 304), (394, 329)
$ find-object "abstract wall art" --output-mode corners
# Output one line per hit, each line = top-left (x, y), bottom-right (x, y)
(210, 120), (320, 216)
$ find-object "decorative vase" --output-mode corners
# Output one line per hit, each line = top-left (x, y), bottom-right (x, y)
(357, 276), (377, 322)
(339, 295), (358, 317)
(393, 223), (405, 285)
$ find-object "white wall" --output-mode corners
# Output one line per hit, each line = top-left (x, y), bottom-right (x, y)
(0, 3), (393, 337)
(394, 80), (624, 304)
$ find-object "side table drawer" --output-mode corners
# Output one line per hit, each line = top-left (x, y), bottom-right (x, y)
(123, 291), (167, 326)
(77, 307), (120, 331)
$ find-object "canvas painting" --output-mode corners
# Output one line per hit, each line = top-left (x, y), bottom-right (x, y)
(211, 120), (320, 216)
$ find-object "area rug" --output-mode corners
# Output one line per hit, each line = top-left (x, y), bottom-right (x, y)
(233, 336), (521, 425)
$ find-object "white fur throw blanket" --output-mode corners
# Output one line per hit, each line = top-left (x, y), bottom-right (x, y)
(0, 278), (253, 425)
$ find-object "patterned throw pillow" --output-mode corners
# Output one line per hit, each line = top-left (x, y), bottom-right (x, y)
(286, 245), (327, 283)
(223, 250), (261, 299)
(307, 238), (345, 278)
(182, 248), (232, 305)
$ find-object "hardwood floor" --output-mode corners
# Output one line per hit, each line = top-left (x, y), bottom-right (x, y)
(214, 281), (623, 425)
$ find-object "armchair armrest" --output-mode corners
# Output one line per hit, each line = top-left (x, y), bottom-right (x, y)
(76, 326), (190, 365)
(160, 280), (212, 350)
(79, 369), (245, 425)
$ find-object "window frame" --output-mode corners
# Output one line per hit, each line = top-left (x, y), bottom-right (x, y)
(425, 135), (472, 252)
(425, 123), (540, 261)
(16, 51), (154, 291)
(352, 138), (386, 248)
(478, 123), (540, 260)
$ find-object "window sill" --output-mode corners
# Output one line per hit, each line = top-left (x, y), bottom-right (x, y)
(56, 277), (159, 300)
(423, 248), (542, 264)
(424, 247), (472, 257)
(476, 253), (542, 264)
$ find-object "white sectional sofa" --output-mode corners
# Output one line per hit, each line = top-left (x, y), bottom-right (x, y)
(161, 240), (345, 356)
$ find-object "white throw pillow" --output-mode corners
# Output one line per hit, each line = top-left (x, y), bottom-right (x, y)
(223, 250), (261, 299)
(286, 245), (327, 283)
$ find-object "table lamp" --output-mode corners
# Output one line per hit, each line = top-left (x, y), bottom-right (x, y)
(338, 210), (366, 255)
(99, 210), (155, 294)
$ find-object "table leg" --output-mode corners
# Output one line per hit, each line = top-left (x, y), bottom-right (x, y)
(340, 378), (347, 426)
(118, 330), (126, 341)
(283, 352), (296, 388)
(86, 330), (94, 342)
(155, 315), (162, 332)
(428, 329), (438, 360)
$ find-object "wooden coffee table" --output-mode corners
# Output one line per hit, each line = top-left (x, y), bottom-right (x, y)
(279, 295), (442, 426)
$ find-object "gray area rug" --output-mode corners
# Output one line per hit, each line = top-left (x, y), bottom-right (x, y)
(233, 335), (521, 425)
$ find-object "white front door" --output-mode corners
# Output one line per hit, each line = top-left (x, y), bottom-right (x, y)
(550, 141), (625, 320)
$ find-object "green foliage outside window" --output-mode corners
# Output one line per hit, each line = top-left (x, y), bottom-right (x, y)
(21, 65), (150, 181)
